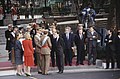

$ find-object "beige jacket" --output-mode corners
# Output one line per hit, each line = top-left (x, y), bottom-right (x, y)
(34, 34), (41, 53)
(40, 35), (52, 55)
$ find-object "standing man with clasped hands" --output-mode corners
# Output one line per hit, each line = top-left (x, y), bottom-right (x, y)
(54, 30), (65, 74)
(87, 26), (98, 65)
(104, 29), (115, 69)
(62, 27), (74, 66)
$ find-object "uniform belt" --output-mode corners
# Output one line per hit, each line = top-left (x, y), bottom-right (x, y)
(41, 45), (48, 48)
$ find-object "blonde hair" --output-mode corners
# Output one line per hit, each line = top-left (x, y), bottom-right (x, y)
(24, 32), (32, 40)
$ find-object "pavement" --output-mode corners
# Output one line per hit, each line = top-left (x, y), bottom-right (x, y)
(0, 64), (120, 76)
(0, 47), (120, 77)
(0, 67), (120, 79)
(0, 44), (119, 77)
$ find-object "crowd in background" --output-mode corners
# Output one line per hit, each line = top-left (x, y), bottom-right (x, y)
(4, 19), (120, 76)
(0, 3), (34, 26)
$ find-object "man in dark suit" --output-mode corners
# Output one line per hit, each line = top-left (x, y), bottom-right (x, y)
(5, 24), (13, 60)
(62, 27), (74, 66)
(74, 29), (85, 65)
(10, 26), (18, 64)
(54, 31), (64, 73)
(105, 29), (116, 69)
(30, 23), (37, 65)
(87, 26), (98, 65)
(115, 30), (120, 68)
(49, 28), (57, 67)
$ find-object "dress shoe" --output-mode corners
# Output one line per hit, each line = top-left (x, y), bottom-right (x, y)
(52, 65), (55, 67)
(38, 71), (42, 74)
(76, 63), (80, 66)
(16, 73), (21, 76)
(93, 63), (96, 65)
(57, 71), (63, 74)
(42, 73), (50, 75)
(59, 71), (63, 74)
(69, 63), (72, 66)
(105, 67), (109, 69)
(88, 63), (91, 65)
(25, 73), (31, 76)
(80, 63), (84, 65)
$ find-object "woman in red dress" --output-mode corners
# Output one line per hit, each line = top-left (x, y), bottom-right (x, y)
(22, 32), (34, 76)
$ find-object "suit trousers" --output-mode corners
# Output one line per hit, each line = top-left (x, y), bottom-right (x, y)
(56, 53), (64, 72)
(34, 51), (37, 66)
(76, 48), (85, 64)
(88, 46), (97, 65)
(13, 20), (17, 26)
(116, 53), (120, 68)
(36, 52), (42, 71)
(41, 54), (50, 74)
(64, 49), (73, 65)
(106, 48), (115, 69)
(50, 49), (55, 67)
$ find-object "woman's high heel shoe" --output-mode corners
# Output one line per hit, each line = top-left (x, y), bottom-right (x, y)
(25, 73), (31, 76)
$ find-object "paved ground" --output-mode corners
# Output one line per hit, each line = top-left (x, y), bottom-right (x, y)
(0, 45), (8, 62)
(0, 69), (120, 79)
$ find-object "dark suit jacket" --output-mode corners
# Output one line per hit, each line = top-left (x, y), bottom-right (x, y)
(115, 35), (120, 54)
(62, 33), (74, 49)
(55, 37), (65, 55)
(105, 34), (115, 51)
(115, 35), (120, 52)
(5, 30), (12, 50)
(74, 33), (85, 51)
(30, 28), (37, 48)
(49, 34), (57, 51)
(10, 32), (16, 49)
(87, 30), (98, 48)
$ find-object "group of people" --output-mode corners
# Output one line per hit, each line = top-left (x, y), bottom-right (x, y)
(0, 4), (19, 26)
(5, 23), (64, 76)
(5, 21), (120, 76)
(0, 3), (34, 26)
(104, 29), (120, 69)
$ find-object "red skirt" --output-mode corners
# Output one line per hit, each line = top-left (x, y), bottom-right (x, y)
(24, 56), (34, 66)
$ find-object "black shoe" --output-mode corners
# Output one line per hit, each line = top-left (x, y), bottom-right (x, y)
(59, 71), (63, 74)
(57, 71), (63, 74)
(8, 59), (11, 61)
(16, 73), (21, 76)
(76, 63), (79, 66)
(105, 67), (109, 69)
(38, 71), (42, 74)
(93, 63), (96, 65)
(25, 73), (31, 76)
(69, 63), (72, 66)
(42, 73), (50, 75)
(80, 63), (84, 65)
(52, 64), (55, 67)
(88, 63), (91, 65)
